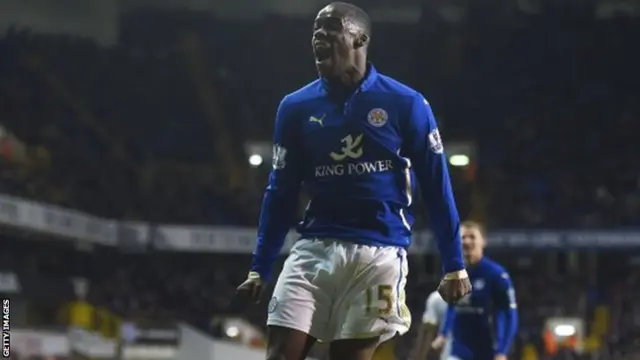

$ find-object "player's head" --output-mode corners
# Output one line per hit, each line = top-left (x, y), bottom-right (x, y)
(461, 220), (486, 264)
(312, 2), (371, 79)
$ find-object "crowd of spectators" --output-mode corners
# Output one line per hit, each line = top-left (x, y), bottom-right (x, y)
(1, 2), (639, 360)
(1, 5), (638, 229)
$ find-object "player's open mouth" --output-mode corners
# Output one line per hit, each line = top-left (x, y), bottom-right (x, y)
(314, 43), (332, 62)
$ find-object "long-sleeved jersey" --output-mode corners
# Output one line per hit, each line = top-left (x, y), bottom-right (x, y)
(251, 64), (464, 281)
(440, 257), (519, 360)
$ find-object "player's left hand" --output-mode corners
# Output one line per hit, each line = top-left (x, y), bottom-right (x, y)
(236, 271), (265, 304)
(494, 354), (507, 360)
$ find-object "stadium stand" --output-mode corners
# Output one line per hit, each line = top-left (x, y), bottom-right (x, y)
(0, 1), (639, 360)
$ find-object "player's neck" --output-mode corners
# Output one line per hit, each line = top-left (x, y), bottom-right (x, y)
(327, 59), (367, 90)
(465, 255), (483, 266)
(342, 64), (366, 87)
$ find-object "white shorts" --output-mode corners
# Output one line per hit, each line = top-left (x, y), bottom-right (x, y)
(267, 238), (411, 343)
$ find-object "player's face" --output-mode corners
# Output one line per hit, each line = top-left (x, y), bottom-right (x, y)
(312, 6), (357, 78)
(461, 225), (485, 261)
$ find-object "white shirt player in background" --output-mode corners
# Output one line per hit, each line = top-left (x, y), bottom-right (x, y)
(410, 291), (451, 360)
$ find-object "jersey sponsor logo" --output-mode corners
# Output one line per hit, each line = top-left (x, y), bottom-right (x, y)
(315, 160), (393, 177)
(272, 144), (287, 169)
(367, 108), (388, 127)
(309, 114), (325, 127)
(316, 134), (393, 178)
(428, 128), (444, 154)
(330, 134), (364, 161)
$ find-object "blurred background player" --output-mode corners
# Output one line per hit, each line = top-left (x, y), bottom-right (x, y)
(436, 221), (518, 360)
(237, 2), (471, 360)
(409, 290), (450, 360)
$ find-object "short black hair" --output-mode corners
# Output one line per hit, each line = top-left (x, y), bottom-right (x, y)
(329, 2), (372, 37)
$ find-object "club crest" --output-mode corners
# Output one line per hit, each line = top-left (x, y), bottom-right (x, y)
(367, 108), (388, 127)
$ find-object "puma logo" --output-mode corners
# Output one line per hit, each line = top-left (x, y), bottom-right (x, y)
(309, 114), (325, 126)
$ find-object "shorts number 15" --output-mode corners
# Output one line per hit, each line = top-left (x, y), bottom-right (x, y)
(365, 285), (393, 316)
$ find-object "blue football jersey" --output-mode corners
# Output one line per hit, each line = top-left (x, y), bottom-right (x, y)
(443, 257), (518, 360)
(251, 64), (464, 281)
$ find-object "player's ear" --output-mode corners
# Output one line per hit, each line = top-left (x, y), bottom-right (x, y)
(354, 34), (368, 49)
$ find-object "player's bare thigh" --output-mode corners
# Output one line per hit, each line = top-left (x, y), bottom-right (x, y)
(266, 325), (316, 360)
(329, 336), (380, 360)
(265, 327), (380, 360)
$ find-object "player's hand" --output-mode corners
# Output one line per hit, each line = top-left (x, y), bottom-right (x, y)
(494, 354), (507, 360)
(236, 271), (265, 304)
(431, 335), (446, 350)
(437, 269), (472, 305)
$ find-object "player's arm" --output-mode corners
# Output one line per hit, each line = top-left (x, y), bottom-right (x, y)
(410, 293), (443, 360)
(250, 96), (303, 282)
(493, 272), (519, 357)
(404, 95), (465, 275)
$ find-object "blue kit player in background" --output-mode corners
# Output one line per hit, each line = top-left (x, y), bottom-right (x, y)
(436, 221), (519, 360)
(237, 2), (472, 360)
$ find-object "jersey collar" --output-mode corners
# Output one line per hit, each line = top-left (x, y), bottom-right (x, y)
(360, 63), (378, 91)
